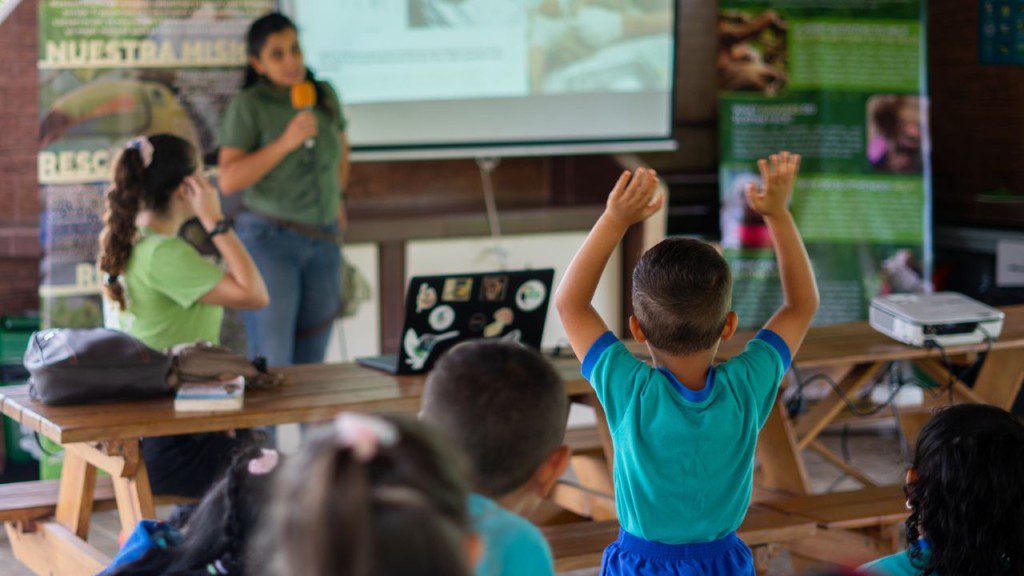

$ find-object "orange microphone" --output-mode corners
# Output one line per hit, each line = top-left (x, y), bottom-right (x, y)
(290, 81), (317, 149)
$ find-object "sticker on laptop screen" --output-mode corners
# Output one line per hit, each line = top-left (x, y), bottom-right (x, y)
(403, 328), (459, 371)
(484, 307), (514, 337)
(442, 278), (474, 302)
(515, 280), (547, 312)
(415, 283), (438, 313)
(480, 275), (509, 302)
(468, 313), (487, 333)
(429, 305), (456, 331)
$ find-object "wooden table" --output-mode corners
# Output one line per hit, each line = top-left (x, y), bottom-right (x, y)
(713, 304), (1024, 496)
(0, 358), (592, 576)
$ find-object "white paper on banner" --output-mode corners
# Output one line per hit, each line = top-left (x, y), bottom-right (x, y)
(996, 240), (1024, 287)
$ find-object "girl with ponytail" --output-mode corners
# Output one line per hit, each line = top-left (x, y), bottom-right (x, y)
(101, 446), (281, 576)
(98, 134), (269, 499)
(251, 414), (481, 576)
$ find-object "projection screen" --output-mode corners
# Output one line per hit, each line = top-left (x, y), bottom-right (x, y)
(284, 0), (678, 160)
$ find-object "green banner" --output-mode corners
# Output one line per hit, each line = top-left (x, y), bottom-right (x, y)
(718, 0), (930, 327)
(37, 1), (274, 329)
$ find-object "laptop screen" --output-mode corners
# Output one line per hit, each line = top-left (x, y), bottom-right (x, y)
(399, 269), (555, 373)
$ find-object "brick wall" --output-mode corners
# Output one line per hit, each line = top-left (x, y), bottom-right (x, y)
(0, 0), (41, 315)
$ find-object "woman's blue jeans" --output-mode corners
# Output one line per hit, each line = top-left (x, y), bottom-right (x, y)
(235, 211), (341, 366)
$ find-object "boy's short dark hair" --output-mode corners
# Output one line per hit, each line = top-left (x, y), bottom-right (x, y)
(632, 237), (732, 354)
(421, 340), (568, 498)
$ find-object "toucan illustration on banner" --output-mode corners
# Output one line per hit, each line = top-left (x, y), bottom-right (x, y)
(39, 78), (200, 150)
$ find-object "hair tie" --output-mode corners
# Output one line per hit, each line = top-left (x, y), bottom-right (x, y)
(372, 486), (430, 509)
(104, 273), (120, 286)
(334, 413), (399, 462)
(247, 448), (280, 476)
(125, 136), (154, 168)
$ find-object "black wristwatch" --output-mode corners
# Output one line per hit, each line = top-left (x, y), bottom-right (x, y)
(207, 217), (234, 238)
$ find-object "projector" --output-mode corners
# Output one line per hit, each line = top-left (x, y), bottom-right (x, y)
(869, 292), (1003, 347)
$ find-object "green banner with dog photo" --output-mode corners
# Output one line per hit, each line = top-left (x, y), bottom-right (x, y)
(717, 0), (930, 327)
(37, 0), (275, 329)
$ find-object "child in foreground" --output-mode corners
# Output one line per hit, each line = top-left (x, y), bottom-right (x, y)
(250, 413), (480, 576)
(103, 446), (279, 576)
(860, 404), (1024, 576)
(556, 153), (818, 575)
(421, 340), (571, 576)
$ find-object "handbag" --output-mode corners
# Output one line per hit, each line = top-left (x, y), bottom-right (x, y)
(24, 328), (172, 405)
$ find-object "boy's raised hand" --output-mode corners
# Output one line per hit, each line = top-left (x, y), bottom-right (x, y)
(745, 151), (801, 217)
(606, 168), (664, 227)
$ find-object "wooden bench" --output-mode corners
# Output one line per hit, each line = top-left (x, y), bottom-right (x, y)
(543, 505), (818, 574)
(759, 484), (909, 566)
(0, 477), (196, 525)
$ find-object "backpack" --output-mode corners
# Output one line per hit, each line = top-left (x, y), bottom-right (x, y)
(24, 328), (172, 405)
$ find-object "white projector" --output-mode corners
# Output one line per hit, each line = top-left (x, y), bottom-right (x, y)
(869, 292), (1003, 347)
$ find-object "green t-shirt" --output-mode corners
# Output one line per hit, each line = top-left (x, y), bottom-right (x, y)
(218, 80), (347, 226)
(581, 329), (791, 544)
(117, 230), (225, 350)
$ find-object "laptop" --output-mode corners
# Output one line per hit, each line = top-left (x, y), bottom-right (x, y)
(357, 269), (555, 375)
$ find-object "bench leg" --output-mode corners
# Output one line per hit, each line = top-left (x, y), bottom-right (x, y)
(64, 439), (155, 532)
(54, 451), (97, 539)
(5, 521), (109, 576)
(109, 440), (156, 532)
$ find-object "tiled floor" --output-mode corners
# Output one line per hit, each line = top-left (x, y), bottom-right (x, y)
(0, 426), (910, 576)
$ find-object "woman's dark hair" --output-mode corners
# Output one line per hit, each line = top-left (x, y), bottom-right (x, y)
(109, 445), (277, 576)
(99, 134), (196, 310)
(243, 12), (336, 120)
(251, 414), (474, 576)
(905, 403), (1024, 575)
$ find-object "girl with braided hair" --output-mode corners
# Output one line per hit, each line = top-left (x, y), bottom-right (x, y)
(861, 404), (1024, 576)
(250, 413), (482, 576)
(98, 134), (269, 501)
(100, 446), (281, 576)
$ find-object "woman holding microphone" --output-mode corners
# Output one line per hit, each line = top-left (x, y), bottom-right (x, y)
(218, 12), (350, 367)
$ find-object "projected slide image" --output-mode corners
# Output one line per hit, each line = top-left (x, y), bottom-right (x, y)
(289, 0), (676, 151)
(529, 0), (674, 94)
(717, 9), (788, 95)
(296, 0), (528, 103)
(409, 0), (525, 28)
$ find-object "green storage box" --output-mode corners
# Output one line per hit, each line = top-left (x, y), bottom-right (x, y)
(0, 315), (38, 364)
(1, 315), (41, 470)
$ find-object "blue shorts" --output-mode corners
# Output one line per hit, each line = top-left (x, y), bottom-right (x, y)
(602, 530), (754, 576)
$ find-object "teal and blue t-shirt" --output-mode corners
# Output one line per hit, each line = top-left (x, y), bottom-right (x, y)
(860, 540), (933, 576)
(582, 329), (790, 544)
(469, 493), (555, 576)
